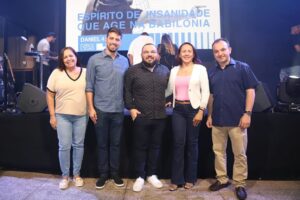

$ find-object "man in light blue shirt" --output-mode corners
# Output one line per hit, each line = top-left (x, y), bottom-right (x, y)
(86, 27), (129, 189)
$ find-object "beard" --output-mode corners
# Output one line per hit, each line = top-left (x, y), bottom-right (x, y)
(107, 44), (118, 53)
(142, 59), (157, 68)
(108, 48), (116, 53)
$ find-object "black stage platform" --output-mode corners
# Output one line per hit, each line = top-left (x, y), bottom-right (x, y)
(0, 111), (300, 180)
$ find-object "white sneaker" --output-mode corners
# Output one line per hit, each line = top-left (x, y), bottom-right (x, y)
(74, 177), (84, 187)
(59, 178), (69, 190)
(147, 175), (163, 188)
(133, 177), (144, 192)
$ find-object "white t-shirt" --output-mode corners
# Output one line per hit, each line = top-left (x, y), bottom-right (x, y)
(37, 38), (50, 65)
(47, 68), (87, 115)
(127, 35), (154, 65)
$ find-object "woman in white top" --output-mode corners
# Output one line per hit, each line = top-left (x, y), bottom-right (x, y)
(47, 47), (88, 190)
(166, 42), (210, 191)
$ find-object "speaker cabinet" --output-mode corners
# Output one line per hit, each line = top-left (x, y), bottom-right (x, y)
(253, 82), (274, 112)
(17, 83), (47, 113)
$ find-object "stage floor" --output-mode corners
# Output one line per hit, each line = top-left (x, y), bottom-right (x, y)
(1, 170), (300, 200)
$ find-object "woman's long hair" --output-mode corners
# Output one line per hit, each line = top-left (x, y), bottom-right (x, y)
(159, 34), (176, 55)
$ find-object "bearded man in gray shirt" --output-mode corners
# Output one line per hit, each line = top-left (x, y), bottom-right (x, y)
(86, 27), (129, 189)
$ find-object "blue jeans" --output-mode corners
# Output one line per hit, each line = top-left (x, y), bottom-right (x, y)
(94, 109), (124, 178)
(56, 114), (88, 177)
(133, 117), (165, 179)
(171, 104), (200, 185)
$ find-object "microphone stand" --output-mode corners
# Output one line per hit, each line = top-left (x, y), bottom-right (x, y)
(25, 51), (44, 90)
(38, 53), (44, 90)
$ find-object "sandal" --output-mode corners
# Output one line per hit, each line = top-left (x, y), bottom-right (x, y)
(184, 182), (194, 189)
(169, 184), (178, 191)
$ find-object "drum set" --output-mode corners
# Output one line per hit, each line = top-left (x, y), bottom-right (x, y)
(0, 50), (47, 112)
(0, 55), (17, 112)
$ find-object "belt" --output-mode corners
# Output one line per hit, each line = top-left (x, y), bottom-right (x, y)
(175, 100), (191, 104)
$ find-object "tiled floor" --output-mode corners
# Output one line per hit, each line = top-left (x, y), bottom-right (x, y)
(0, 170), (300, 200)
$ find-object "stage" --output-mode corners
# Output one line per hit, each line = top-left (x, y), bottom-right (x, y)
(0, 111), (299, 180)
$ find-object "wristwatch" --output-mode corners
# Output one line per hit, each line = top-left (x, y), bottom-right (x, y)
(244, 111), (252, 116)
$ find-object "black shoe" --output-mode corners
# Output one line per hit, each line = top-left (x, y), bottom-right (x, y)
(112, 175), (124, 187)
(209, 180), (231, 191)
(95, 176), (108, 189)
(235, 187), (247, 200)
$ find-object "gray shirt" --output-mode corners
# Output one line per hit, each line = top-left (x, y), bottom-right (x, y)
(86, 50), (129, 112)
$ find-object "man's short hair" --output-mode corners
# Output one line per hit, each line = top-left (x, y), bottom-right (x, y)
(47, 32), (56, 38)
(141, 43), (156, 52)
(141, 32), (149, 36)
(212, 38), (230, 48)
(107, 27), (122, 38)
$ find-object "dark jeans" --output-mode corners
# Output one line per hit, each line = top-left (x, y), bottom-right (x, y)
(171, 104), (200, 185)
(133, 117), (165, 179)
(94, 109), (124, 178)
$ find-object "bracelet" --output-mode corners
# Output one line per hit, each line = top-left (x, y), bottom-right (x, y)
(199, 107), (205, 112)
